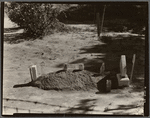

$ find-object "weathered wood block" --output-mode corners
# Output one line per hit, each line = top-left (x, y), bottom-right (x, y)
(63, 63), (84, 71)
(29, 65), (38, 81)
(120, 55), (127, 77)
(97, 75), (112, 93)
(105, 80), (112, 92)
(116, 73), (129, 87)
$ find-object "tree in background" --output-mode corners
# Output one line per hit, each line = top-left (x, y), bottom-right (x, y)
(58, 3), (147, 34)
(6, 2), (63, 37)
(5, 2), (148, 36)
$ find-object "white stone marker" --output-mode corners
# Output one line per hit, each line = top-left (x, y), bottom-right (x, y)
(117, 55), (129, 87)
(120, 55), (127, 77)
(29, 65), (38, 81)
(116, 73), (129, 87)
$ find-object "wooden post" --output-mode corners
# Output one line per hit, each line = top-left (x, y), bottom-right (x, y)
(96, 12), (100, 39)
(29, 65), (38, 81)
(130, 54), (136, 83)
(99, 5), (106, 41)
(120, 55), (127, 77)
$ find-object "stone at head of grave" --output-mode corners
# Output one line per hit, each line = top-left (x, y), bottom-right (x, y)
(29, 65), (38, 81)
(120, 55), (127, 77)
(116, 73), (129, 87)
(79, 63), (84, 70)
(100, 62), (105, 75)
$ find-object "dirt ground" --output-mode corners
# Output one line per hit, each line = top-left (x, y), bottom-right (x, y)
(3, 16), (145, 115)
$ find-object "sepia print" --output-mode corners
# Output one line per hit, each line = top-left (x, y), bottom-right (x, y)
(2, 2), (148, 116)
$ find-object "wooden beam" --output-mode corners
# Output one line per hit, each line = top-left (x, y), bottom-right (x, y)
(63, 63), (84, 71)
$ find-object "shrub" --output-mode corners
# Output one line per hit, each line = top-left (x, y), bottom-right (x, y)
(6, 2), (61, 36)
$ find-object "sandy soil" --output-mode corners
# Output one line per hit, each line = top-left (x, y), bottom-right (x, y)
(3, 17), (145, 115)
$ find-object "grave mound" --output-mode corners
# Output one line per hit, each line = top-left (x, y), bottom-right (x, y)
(32, 70), (97, 91)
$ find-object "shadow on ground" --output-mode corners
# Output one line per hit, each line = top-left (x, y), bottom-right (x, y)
(57, 35), (145, 76)
(63, 99), (97, 114)
(104, 104), (143, 115)
(79, 35), (145, 75)
(56, 34), (145, 92)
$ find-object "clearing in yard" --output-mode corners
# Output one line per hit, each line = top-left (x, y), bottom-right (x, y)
(3, 17), (145, 115)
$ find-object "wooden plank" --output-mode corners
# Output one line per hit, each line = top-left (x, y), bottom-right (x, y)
(29, 65), (38, 81)
(63, 63), (84, 71)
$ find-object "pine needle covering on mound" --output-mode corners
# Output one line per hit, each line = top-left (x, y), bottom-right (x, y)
(32, 70), (97, 91)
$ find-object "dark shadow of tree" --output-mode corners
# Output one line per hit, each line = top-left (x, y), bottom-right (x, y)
(79, 35), (145, 76)
(57, 35), (145, 76)
(80, 35), (145, 92)
(56, 34), (145, 92)
(65, 99), (97, 114)
(4, 27), (40, 44)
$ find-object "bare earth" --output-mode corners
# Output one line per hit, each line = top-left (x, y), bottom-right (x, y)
(3, 18), (145, 115)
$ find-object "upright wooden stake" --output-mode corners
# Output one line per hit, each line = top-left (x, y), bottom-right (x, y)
(96, 12), (100, 38)
(29, 65), (38, 81)
(99, 5), (106, 41)
(120, 55), (127, 77)
(130, 54), (136, 83)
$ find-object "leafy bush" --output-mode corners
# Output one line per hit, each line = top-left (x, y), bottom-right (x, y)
(6, 3), (61, 36)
